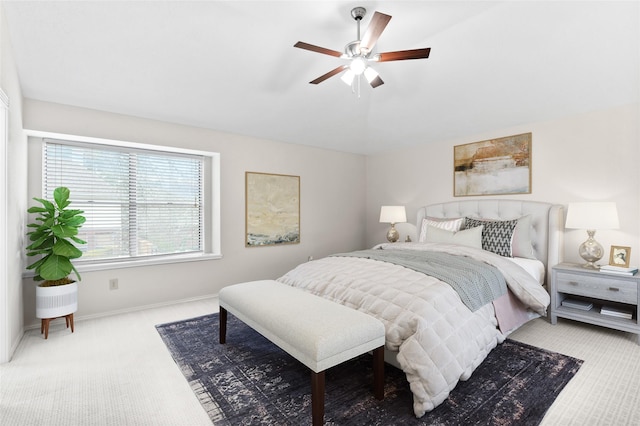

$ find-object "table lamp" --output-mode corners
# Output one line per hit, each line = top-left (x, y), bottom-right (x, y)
(379, 206), (406, 243)
(565, 202), (619, 269)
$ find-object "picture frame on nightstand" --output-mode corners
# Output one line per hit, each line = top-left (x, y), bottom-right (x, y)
(609, 246), (631, 268)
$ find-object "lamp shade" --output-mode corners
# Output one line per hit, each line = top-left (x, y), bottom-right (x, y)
(364, 67), (379, 83)
(565, 202), (619, 230)
(379, 206), (407, 224)
(341, 69), (355, 86)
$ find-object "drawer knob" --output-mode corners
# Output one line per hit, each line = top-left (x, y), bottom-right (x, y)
(608, 287), (620, 292)
(569, 281), (578, 286)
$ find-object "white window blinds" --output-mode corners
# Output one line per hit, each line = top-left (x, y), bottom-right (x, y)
(43, 139), (204, 262)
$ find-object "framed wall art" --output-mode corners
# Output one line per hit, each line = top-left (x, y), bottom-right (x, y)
(453, 132), (532, 197)
(609, 245), (631, 268)
(245, 172), (300, 247)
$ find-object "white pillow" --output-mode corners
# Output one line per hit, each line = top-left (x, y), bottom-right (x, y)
(418, 217), (465, 242)
(425, 225), (483, 249)
(512, 215), (536, 259)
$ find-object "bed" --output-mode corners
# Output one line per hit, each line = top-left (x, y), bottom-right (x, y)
(277, 199), (564, 418)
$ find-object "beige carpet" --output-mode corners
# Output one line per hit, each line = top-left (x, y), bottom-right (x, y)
(1, 297), (638, 425)
(509, 316), (640, 425)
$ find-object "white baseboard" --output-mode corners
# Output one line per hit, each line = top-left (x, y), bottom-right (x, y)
(23, 293), (219, 331)
(1, 330), (24, 364)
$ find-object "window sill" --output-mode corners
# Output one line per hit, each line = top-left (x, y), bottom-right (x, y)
(23, 253), (223, 278)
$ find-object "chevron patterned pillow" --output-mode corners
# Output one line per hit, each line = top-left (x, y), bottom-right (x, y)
(464, 217), (518, 257)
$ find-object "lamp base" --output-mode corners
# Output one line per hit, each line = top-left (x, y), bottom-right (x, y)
(578, 229), (604, 269)
(580, 261), (600, 270)
(386, 224), (399, 243)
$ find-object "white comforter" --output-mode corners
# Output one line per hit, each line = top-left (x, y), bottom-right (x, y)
(276, 242), (550, 417)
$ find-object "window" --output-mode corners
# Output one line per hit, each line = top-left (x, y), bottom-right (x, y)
(40, 137), (220, 266)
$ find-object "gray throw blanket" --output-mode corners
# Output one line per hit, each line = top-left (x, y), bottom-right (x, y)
(333, 249), (507, 311)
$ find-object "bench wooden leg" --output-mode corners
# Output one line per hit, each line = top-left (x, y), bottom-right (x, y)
(311, 370), (325, 426)
(373, 346), (384, 400)
(219, 307), (227, 344)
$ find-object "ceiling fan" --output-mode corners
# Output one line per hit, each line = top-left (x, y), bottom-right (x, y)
(294, 6), (431, 92)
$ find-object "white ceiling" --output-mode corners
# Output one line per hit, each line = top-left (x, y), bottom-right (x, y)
(3, 1), (639, 155)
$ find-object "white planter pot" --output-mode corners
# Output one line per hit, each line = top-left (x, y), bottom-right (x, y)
(35, 281), (78, 319)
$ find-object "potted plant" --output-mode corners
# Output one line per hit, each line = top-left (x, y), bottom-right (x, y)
(26, 187), (86, 334)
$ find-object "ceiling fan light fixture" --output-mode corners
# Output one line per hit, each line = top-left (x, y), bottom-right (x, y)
(350, 57), (367, 75)
(364, 66), (379, 83)
(341, 69), (355, 86)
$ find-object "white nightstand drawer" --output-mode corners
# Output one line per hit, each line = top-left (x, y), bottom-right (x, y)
(556, 272), (637, 304)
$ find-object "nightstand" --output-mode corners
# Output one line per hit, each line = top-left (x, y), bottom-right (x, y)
(550, 263), (640, 344)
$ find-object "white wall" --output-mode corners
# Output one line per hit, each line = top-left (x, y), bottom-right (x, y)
(366, 103), (640, 267)
(11, 77), (640, 339)
(21, 100), (367, 327)
(1, 4), (27, 362)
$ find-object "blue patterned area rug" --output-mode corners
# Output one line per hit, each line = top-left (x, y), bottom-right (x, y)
(156, 313), (582, 425)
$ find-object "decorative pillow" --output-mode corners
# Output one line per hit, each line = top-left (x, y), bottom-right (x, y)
(464, 215), (535, 259)
(418, 217), (464, 242)
(464, 217), (518, 257)
(511, 215), (536, 259)
(425, 224), (483, 249)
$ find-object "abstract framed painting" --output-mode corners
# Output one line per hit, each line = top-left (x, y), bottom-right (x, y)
(453, 132), (532, 197)
(245, 172), (300, 247)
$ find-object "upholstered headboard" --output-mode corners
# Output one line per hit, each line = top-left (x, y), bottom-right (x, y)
(417, 200), (564, 286)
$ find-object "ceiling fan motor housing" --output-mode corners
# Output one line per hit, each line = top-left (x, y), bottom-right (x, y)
(351, 7), (366, 21)
(345, 40), (361, 57)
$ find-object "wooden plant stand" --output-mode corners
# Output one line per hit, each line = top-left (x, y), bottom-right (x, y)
(40, 313), (74, 339)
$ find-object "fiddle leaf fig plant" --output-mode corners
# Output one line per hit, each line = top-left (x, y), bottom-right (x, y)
(26, 187), (87, 286)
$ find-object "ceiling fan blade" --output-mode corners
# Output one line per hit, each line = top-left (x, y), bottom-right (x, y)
(294, 41), (343, 58)
(369, 75), (384, 88)
(377, 48), (431, 62)
(360, 12), (392, 53)
(309, 65), (348, 84)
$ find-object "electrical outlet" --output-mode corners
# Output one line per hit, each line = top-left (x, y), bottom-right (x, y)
(109, 278), (119, 290)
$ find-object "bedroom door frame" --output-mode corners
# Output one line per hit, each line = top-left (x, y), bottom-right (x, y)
(0, 88), (9, 363)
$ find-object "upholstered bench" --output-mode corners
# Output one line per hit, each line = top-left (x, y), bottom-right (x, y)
(218, 280), (386, 426)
